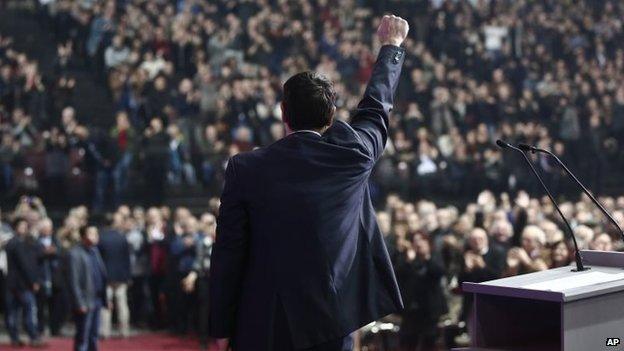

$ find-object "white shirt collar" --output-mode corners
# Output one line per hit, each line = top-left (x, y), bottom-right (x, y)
(290, 130), (322, 137)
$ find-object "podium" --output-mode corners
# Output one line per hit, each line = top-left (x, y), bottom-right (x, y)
(454, 250), (624, 351)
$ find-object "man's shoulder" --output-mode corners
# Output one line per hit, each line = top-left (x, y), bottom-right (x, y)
(229, 147), (268, 169)
(69, 246), (86, 258)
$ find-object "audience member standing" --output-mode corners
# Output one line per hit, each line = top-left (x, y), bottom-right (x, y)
(181, 213), (216, 349)
(36, 218), (64, 336)
(458, 228), (506, 329)
(142, 118), (170, 206)
(5, 218), (43, 347)
(0, 208), (14, 318)
(168, 216), (198, 334)
(395, 232), (448, 351)
(98, 213), (131, 338)
(126, 210), (151, 327)
(68, 226), (108, 351)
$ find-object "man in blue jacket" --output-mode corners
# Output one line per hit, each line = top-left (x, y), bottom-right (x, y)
(97, 212), (131, 337)
(209, 15), (409, 351)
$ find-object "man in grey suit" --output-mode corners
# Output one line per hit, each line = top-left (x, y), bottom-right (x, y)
(67, 226), (108, 351)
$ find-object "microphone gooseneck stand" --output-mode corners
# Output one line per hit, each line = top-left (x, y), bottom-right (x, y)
(496, 140), (588, 272)
(518, 143), (624, 243)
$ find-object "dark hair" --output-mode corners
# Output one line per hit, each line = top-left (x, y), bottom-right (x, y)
(282, 71), (336, 131)
(79, 226), (89, 238)
(12, 217), (28, 228)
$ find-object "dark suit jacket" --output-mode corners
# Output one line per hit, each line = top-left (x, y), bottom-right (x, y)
(209, 45), (406, 350)
(6, 236), (40, 292)
(66, 245), (108, 310)
(98, 229), (131, 283)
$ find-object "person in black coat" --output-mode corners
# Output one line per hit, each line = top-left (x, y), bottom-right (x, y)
(141, 118), (170, 206)
(5, 218), (43, 347)
(395, 232), (448, 351)
(208, 15), (409, 351)
(97, 212), (131, 337)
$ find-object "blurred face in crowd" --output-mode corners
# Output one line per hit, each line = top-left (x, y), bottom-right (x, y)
(150, 118), (163, 133)
(521, 226), (545, 254)
(147, 207), (162, 225)
(116, 111), (130, 130)
(489, 220), (512, 244)
(83, 226), (99, 246)
(394, 224), (408, 240)
(175, 207), (192, 223)
(133, 207), (145, 224)
(412, 232), (431, 259)
(406, 213), (420, 232)
(590, 233), (613, 251)
(38, 218), (53, 237)
(540, 221), (562, 244)
(550, 241), (570, 267)
(118, 205), (131, 217)
(15, 219), (29, 237)
(437, 209), (454, 230)
(154, 76), (167, 91)
(113, 212), (126, 229)
(183, 217), (198, 234)
(200, 213), (216, 237)
(112, 35), (124, 49)
(574, 225), (594, 250)
(468, 228), (488, 254)
(160, 206), (171, 220)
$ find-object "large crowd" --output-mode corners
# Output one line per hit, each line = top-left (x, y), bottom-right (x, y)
(1, 0), (624, 212)
(1, 0), (624, 349)
(0, 190), (623, 348)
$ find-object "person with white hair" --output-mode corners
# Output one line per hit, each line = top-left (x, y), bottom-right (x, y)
(590, 233), (613, 252)
(504, 225), (548, 276)
(573, 225), (595, 250)
(488, 219), (513, 249)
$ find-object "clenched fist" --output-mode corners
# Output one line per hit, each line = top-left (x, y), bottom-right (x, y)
(377, 15), (409, 47)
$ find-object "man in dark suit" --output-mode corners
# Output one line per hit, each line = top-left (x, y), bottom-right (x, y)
(209, 15), (409, 351)
(98, 212), (131, 337)
(5, 218), (43, 347)
(67, 226), (108, 351)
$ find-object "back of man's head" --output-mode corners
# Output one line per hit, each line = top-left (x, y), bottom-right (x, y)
(282, 71), (336, 131)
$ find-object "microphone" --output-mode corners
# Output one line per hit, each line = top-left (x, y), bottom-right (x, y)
(517, 143), (624, 243)
(517, 143), (536, 152)
(496, 140), (588, 272)
(496, 139), (511, 149)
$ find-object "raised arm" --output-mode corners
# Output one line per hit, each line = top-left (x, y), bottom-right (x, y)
(351, 15), (409, 161)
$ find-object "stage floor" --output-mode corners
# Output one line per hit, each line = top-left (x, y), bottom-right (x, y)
(0, 333), (205, 351)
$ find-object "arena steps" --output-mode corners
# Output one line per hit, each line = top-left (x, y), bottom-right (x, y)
(0, 6), (114, 130)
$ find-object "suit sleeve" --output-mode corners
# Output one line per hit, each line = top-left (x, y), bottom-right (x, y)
(208, 157), (250, 338)
(68, 252), (87, 310)
(350, 45), (405, 161)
